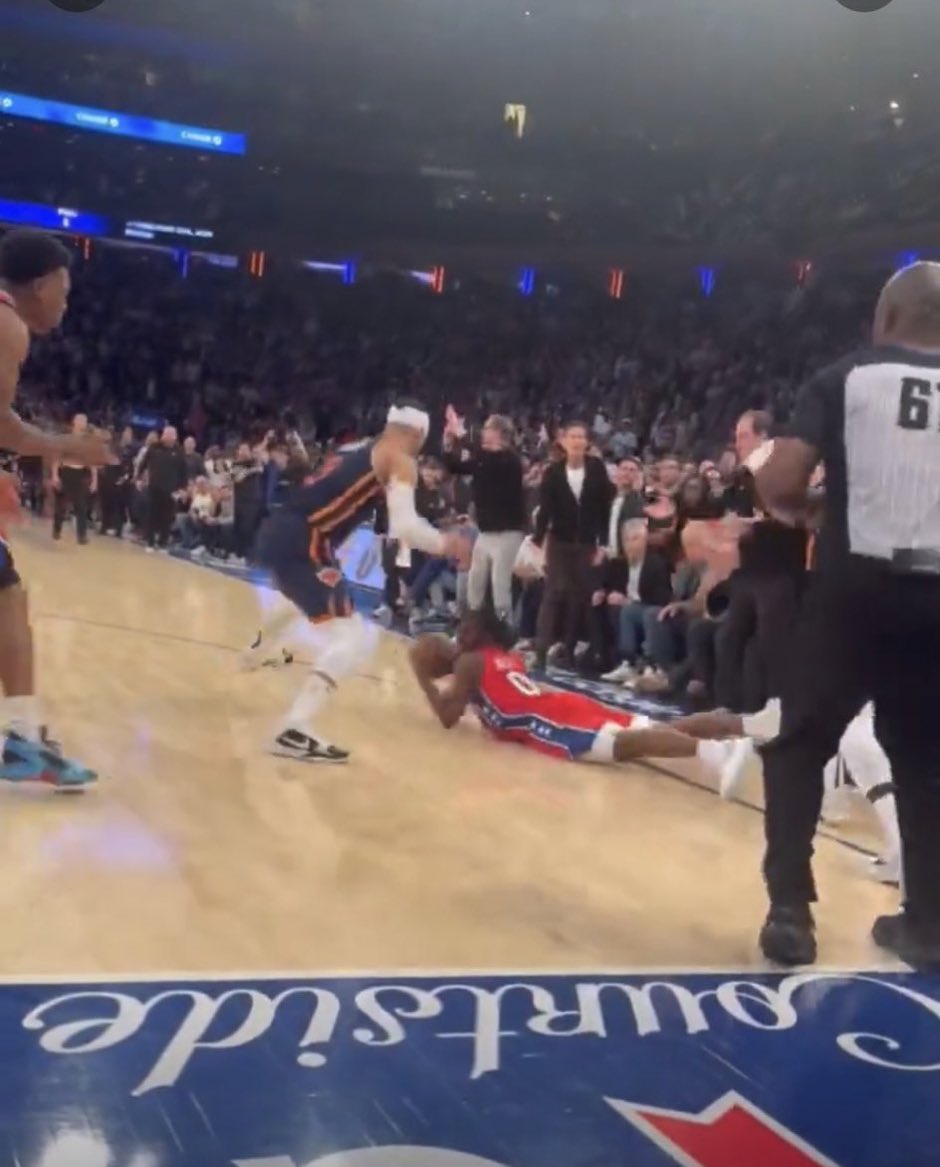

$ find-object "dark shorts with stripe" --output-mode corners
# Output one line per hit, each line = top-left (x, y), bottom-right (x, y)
(254, 514), (351, 621)
(0, 537), (20, 591)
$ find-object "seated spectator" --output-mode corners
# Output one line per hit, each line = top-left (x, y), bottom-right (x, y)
(589, 518), (672, 681)
(605, 457), (647, 553)
(177, 476), (218, 551)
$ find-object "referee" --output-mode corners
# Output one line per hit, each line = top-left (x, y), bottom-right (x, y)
(756, 261), (940, 970)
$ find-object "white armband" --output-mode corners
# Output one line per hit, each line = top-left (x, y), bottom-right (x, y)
(386, 478), (446, 555)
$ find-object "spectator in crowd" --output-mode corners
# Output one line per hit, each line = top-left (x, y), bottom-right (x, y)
(138, 425), (187, 552)
(405, 459), (462, 626)
(178, 476), (217, 552)
(605, 457), (647, 554)
(594, 518), (673, 682)
(182, 435), (206, 483)
(533, 421), (613, 671)
(231, 441), (265, 560)
(442, 411), (525, 625)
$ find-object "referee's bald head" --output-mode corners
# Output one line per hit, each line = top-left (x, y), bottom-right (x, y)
(874, 261), (940, 349)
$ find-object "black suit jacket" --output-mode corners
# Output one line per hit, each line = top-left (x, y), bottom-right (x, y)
(533, 456), (613, 548)
(597, 551), (673, 607)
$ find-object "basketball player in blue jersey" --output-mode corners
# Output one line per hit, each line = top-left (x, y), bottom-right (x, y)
(0, 229), (112, 789)
(247, 401), (470, 762)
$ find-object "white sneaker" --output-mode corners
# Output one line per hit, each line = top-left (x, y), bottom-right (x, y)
(602, 662), (635, 684)
(240, 645), (294, 672)
(372, 604), (394, 628)
(741, 699), (781, 743)
(721, 738), (754, 799)
(699, 738), (754, 800)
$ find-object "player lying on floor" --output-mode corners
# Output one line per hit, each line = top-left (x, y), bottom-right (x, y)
(408, 609), (778, 788)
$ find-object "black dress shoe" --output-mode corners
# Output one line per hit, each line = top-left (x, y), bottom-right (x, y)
(759, 905), (817, 966)
(872, 912), (940, 972)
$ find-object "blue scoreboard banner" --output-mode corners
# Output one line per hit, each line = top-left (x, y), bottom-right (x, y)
(0, 89), (246, 155)
(5, 968), (940, 1166)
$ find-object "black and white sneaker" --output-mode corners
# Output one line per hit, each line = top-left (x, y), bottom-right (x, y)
(269, 728), (349, 764)
(240, 644), (294, 672)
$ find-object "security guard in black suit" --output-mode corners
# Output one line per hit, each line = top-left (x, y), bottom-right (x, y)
(756, 261), (940, 971)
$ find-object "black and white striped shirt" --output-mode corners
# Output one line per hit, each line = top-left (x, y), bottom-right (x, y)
(791, 345), (940, 570)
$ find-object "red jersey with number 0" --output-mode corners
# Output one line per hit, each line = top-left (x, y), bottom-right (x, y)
(472, 646), (634, 760)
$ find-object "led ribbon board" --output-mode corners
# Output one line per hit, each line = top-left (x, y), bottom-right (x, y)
(0, 89), (246, 155)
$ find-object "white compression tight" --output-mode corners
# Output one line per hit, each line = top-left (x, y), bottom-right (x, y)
(824, 703), (900, 864)
(282, 612), (379, 731)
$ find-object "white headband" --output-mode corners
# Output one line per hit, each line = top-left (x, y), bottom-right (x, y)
(387, 405), (430, 435)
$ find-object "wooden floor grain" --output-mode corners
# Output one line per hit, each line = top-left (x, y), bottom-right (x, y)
(0, 526), (900, 977)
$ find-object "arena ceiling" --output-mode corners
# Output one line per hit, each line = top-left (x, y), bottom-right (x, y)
(5, 0), (935, 182)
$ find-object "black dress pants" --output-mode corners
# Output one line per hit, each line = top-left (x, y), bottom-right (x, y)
(535, 542), (594, 662)
(761, 561), (940, 929)
(715, 567), (804, 712)
(99, 479), (128, 534)
(145, 486), (176, 548)
(53, 466), (91, 541)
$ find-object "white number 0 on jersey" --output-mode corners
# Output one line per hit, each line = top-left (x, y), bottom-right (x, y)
(506, 670), (541, 698)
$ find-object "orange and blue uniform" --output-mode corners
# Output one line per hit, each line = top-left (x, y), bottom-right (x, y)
(254, 440), (382, 620)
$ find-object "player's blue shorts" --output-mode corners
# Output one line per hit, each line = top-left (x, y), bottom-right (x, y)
(254, 513), (351, 621)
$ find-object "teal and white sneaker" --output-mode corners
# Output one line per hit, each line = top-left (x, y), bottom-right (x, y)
(0, 732), (97, 793)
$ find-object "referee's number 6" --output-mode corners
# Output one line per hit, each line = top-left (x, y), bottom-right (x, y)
(897, 377), (938, 432)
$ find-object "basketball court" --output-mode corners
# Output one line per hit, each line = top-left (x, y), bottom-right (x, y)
(0, 529), (934, 1167)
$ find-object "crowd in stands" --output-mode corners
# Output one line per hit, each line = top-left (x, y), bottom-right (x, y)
(15, 240), (891, 716)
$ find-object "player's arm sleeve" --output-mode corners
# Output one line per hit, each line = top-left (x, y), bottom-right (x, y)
(386, 470), (447, 555)
(756, 367), (835, 519)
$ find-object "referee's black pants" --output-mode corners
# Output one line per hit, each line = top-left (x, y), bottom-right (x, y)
(761, 560), (940, 930)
